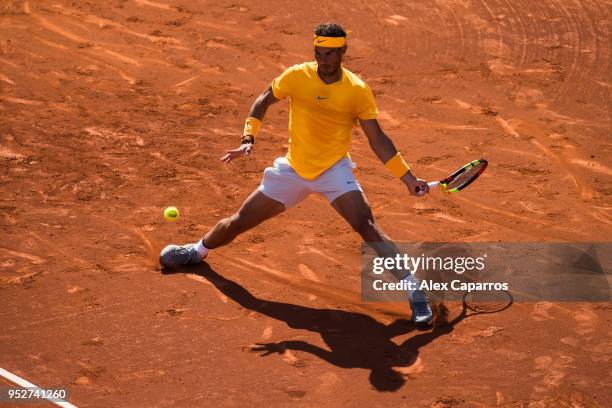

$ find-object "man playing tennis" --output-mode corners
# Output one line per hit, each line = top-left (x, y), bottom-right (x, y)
(160, 23), (433, 324)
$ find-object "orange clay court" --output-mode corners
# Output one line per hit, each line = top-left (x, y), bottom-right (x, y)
(0, 1), (610, 407)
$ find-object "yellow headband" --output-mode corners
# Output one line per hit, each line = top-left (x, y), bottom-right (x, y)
(313, 35), (346, 48)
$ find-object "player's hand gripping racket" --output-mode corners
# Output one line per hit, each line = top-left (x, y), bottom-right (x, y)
(418, 159), (488, 194)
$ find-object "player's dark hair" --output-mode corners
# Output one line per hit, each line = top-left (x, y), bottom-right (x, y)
(314, 23), (347, 37)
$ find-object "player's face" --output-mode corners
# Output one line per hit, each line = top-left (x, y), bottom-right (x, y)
(315, 46), (346, 76)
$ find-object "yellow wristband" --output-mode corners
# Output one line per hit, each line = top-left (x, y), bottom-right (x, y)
(384, 152), (411, 178)
(243, 116), (261, 138)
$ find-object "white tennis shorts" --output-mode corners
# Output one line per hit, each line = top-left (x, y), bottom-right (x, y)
(259, 157), (363, 208)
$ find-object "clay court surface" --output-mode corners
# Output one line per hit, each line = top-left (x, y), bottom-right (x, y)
(1, 0), (611, 406)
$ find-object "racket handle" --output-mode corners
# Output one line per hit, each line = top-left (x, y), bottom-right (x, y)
(415, 181), (438, 195)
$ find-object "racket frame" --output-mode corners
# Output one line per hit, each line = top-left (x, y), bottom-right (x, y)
(428, 159), (488, 193)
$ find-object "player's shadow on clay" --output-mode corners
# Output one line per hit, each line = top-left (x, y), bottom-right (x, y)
(163, 263), (465, 392)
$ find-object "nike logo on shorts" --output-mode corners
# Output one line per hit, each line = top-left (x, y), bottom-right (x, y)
(317, 96), (328, 100)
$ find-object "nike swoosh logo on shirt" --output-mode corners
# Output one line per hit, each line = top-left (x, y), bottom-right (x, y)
(316, 96), (328, 100)
(317, 39), (326, 43)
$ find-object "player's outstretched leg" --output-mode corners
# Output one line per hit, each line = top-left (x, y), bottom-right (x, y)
(330, 190), (432, 325)
(160, 189), (284, 268)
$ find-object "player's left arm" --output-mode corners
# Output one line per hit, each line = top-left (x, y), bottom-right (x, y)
(359, 119), (429, 196)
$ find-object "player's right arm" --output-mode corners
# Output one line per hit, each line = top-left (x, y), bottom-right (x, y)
(221, 86), (280, 163)
(247, 85), (280, 121)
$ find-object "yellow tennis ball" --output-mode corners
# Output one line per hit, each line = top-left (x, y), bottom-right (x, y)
(164, 206), (179, 222)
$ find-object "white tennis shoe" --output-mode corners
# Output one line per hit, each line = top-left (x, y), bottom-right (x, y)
(409, 289), (433, 325)
(159, 243), (205, 268)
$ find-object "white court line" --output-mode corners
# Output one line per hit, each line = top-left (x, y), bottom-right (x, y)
(0, 367), (78, 408)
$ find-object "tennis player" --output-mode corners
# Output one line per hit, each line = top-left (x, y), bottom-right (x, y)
(160, 23), (433, 324)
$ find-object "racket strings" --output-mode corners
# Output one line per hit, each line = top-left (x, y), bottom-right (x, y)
(446, 163), (486, 190)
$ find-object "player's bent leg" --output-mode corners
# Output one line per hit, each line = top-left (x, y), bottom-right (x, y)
(203, 189), (285, 248)
(330, 190), (396, 258)
(330, 190), (432, 325)
(159, 189), (284, 269)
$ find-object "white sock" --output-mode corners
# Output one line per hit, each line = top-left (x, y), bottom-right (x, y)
(401, 274), (421, 299)
(194, 239), (209, 258)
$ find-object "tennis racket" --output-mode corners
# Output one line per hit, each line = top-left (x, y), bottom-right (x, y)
(418, 158), (488, 194)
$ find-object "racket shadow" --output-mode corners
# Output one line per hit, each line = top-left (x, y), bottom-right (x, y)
(461, 290), (514, 316)
(163, 263), (468, 392)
